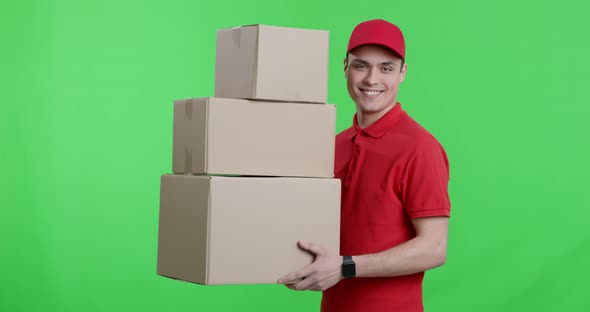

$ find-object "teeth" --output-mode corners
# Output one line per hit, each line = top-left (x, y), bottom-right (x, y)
(363, 90), (382, 96)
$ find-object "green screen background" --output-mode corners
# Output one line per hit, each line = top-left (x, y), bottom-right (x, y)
(2, 0), (589, 311)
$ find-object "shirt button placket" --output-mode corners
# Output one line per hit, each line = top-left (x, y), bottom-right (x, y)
(346, 135), (362, 183)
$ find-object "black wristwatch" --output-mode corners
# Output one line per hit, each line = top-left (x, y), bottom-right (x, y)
(342, 255), (356, 279)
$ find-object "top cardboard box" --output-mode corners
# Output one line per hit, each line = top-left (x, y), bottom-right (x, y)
(215, 25), (329, 104)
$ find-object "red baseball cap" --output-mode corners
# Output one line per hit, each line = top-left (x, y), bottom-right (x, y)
(347, 19), (406, 60)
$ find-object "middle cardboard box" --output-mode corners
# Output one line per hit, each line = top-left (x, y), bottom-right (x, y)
(173, 97), (336, 178)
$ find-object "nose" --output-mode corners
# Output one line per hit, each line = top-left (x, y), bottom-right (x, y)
(362, 67), (379, 86)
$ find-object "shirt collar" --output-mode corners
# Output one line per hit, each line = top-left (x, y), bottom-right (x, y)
(348, 102), (405, 140)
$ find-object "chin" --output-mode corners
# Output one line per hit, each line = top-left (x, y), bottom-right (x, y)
(358, 102), (387, 114)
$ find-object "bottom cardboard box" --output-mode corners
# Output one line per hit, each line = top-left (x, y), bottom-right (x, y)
(157, 174), (341, 285)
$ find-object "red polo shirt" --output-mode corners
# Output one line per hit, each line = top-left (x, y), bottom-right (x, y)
(321, 103), (451, 312)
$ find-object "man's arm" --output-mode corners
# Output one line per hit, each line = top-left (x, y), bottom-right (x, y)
(277, 216), (449, 291)
(354, 216), (448, 278)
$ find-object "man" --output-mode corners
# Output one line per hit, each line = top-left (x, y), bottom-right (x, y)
(278, 19), (451, 312)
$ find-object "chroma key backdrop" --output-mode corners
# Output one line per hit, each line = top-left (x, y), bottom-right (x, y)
(2, 0), (589, 311)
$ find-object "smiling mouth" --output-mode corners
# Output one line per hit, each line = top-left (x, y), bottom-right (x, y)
(360, 88), (384, 97)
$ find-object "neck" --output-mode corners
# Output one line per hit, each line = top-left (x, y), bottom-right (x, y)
(356, 102), (397, 128)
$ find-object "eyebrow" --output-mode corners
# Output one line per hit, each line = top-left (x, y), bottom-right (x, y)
(350, 59), (397, 67)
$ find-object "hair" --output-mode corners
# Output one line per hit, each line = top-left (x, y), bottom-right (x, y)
(345, 51), (405, 72)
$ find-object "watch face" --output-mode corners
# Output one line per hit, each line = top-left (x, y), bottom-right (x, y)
(342, 257), (356, 279)
(343, 264), (355, 278)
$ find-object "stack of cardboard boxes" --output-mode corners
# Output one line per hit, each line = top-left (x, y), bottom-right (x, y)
(157, 25), (341, 285)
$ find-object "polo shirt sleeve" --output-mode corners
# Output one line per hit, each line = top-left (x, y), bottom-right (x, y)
(401, 135), (451, 219)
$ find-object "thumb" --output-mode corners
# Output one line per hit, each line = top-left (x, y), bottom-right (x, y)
(298, 241), (322, 256)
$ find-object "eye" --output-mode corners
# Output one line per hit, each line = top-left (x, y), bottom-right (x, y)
(382, 66), (394, 73)
(352, 63), (367, 70)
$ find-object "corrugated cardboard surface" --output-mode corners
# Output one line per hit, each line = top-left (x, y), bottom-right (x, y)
(255, 25), (328, 103)
(157, 174), (210, 283)
(157, 175), (341, 285)
(214, 26), (258, 100)
(215, 25), (329, 103)
(172, 98), (208, 174)
(172, 97), (336, 178)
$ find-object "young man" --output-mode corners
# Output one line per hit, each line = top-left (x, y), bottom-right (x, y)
(278, 19), (451, 312)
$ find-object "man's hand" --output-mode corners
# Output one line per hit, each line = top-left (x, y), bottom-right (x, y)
(277, 241), (343, 291)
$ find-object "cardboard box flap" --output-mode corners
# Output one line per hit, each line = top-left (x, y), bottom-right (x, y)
(219, 24), (259, 30)
(221, 24), (328, 32)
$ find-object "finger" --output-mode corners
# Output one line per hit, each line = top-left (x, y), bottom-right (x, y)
(286, 278), (304, 284)
(277, 266), (312, 284)
(281, 277), (304, 286)
(294, 275), (316, 291)
(298, 241), (323, 256)
(285, 284), (298, 291)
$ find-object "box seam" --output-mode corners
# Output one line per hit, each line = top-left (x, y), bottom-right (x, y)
(252, 26), (260, 99)
(206, 177), (212, 284)
(204, 98), (210, 173)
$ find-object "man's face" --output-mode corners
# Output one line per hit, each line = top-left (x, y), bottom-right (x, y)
(345, 44), (407, 115)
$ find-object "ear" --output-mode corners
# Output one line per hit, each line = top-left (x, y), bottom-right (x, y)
(343, 57), (349, 79)
(400, 63), (408, 83)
